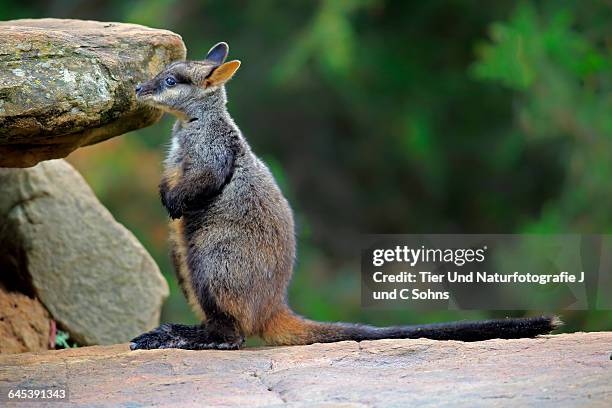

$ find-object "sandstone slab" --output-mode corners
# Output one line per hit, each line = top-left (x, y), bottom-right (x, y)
(0, 159), (169, 345)
(0, 332), (609, 407)
(0, 286), (50, 354)
(0, 18), (186, 167)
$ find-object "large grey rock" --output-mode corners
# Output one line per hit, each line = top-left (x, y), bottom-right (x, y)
(0, 160), (169, 345)
(0, 18), (186, 167)
(0, 332), (609, 407)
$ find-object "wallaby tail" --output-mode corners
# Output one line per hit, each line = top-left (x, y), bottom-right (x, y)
(261, 308), (562, 346)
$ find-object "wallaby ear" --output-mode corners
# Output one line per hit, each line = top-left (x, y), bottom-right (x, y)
(206, 42), (229, 65)
(204, 60), (241, 87)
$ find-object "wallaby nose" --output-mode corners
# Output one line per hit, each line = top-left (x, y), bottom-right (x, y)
(135, 84), (143, 94)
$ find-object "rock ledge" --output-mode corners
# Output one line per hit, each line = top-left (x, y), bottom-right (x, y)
(0, 332), (610, 407)
(0, 18), (186, 167)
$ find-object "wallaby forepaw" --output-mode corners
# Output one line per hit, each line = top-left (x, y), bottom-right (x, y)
(160, 189), (184, 219)
(163, 199), (183, 219)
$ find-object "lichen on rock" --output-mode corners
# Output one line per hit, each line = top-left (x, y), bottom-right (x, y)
(0, 19), (186, 167)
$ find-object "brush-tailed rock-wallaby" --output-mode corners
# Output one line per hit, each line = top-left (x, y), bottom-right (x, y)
(130, 42), (560, 350)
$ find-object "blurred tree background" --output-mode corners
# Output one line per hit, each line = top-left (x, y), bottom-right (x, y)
(5, 0), (611, 333)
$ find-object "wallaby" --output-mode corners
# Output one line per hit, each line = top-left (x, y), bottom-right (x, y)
(130, 42), (560, 350)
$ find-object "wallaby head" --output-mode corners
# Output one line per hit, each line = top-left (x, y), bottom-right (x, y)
(135, 42), (241, 118)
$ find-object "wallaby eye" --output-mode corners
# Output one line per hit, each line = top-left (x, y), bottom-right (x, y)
(165, 76), (177, 87)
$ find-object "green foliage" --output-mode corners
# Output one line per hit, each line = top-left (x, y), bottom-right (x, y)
(55, 330), (78, 349)
(473, 3), (606, 89)
(273, 0), (369, 83)
(472, 3), (540, 89)
(473, 1), (612, 237)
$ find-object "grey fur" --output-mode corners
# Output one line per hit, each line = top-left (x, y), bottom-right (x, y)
(132, 56), (297, 349)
